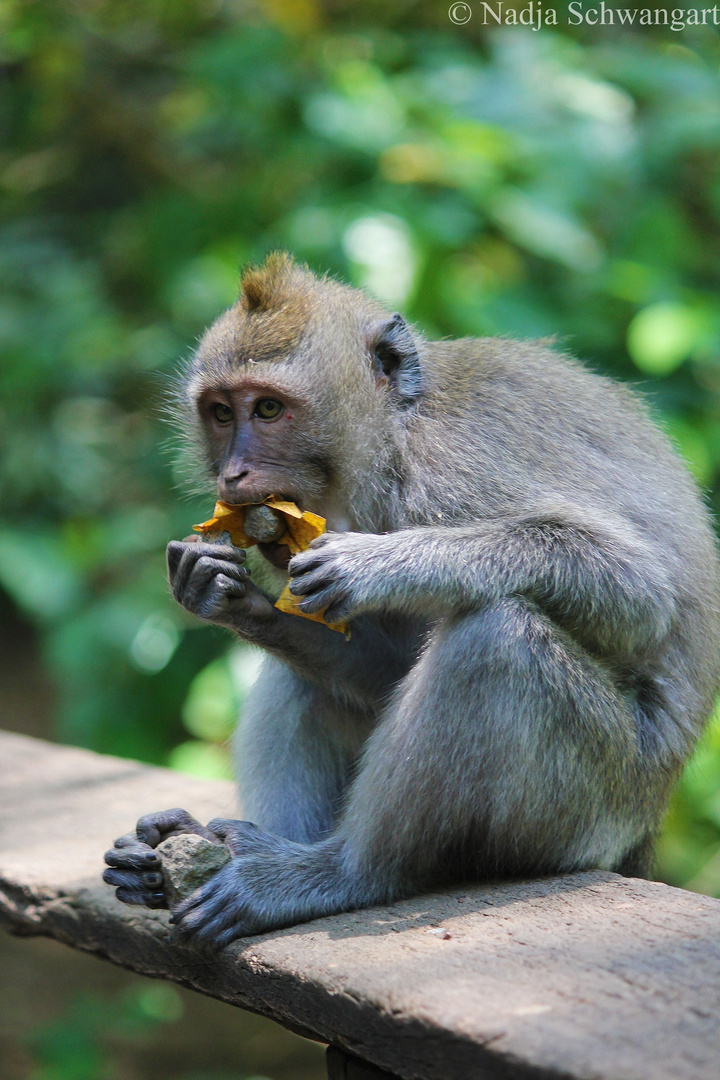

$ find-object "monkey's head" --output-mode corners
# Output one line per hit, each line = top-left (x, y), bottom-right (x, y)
(181, 253), (423, 537)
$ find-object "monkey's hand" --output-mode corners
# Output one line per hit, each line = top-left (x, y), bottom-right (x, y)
(103, 808), (218, 909)
(167, 538), (276, 630)
(288, 532), (397, 622)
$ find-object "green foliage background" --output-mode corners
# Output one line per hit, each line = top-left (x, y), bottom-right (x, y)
(2, 0), (720, 895)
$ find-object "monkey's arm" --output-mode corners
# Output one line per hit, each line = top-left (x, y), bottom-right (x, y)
(289, 508), (676, 655)
(166, 540), (421, 708)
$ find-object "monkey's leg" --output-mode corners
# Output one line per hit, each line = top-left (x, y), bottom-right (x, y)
(233, 657), (372, 843)
(103, 661), (369, 907)
(338, 596), (651, 885)
(169, 597), (653, 949)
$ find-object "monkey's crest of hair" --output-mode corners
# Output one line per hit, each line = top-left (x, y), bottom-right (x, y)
(240, 251), (307, 315)
(217, 251), (366, 370)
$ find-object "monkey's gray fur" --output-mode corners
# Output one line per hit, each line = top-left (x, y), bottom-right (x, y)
(104, 253), (720, 949)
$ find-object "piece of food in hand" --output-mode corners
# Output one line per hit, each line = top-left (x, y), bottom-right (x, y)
(156, 834), (231, 907)
(273, 581), (350, 636)
(194, 498), (349, 636)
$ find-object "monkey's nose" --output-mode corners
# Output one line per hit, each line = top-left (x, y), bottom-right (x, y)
(218, 471), (250, 502)
(223, 467), (249, 483)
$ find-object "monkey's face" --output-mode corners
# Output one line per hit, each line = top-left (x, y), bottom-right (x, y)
(196, 370), (333, 526)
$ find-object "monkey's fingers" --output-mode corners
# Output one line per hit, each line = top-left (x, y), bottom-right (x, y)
(112, 831), (146, 849)
(307, 533), (333, 549)
(322, 599), (353, 623)
(116, 886), (167, 909)
(167, 540), (190, 580)
(103, 865), (163, 891)
(212, 919), (257, 950)
(171, 546), (247, 600)
(167, 539), (245, 591)
(297, 585), (344, 616)
(183, 556), (248, 598)
(170, 882), (222, 930)
(103, 867), (163, 889)
(210, 574), (247, 611)
(109, 870), (167, 908)
(195, 540), (247, 565)
(206, 817), (262, 856)
(103, 840), (166, 907)
(288, 550), (326, 577)
(136, 807), (217, 847)
(287, 565), (336, 597)
(170, 865), (253, 947)
(105, 838), (160, 870)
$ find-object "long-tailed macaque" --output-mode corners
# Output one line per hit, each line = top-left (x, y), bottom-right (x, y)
(104, 253), (720, 949)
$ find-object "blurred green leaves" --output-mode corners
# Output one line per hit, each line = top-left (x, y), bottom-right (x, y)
(168, 646), (264, 779)
(25, 983), (185, 1080)
(1, 2), (720, 893)
(21, 972), (301, 1080)
(657, 707), (720, 896)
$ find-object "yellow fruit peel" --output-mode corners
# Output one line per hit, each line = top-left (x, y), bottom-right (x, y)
(274, 582), (348, 636)
(194, 498), (349, 636)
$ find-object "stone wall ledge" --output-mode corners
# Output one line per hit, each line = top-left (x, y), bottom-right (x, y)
(2, 728), (720, 1080)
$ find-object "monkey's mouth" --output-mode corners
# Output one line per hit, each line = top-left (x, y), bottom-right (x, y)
(257, 541), (292, 571)
(255, 493), (295, 571)
(240, 493), (306, 570)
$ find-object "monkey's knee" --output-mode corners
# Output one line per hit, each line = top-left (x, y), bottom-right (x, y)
(427, 599), (639, 859)
(440, 596), (564, 683)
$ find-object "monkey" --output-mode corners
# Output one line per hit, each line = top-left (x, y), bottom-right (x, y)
(103, 252), (720, 950)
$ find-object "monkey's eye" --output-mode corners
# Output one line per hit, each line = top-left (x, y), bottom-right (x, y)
(253, 399), (283, 420)
(211, 402), (234, 424)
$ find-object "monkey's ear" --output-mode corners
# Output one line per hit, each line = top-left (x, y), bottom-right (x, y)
(370, 314), (423, 406)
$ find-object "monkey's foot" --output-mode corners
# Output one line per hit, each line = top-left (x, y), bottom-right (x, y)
(169, 820), (353, 950)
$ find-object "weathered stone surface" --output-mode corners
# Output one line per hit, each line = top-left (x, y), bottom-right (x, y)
(2, 729), (720, 1080)
(157, 834), (232, 906)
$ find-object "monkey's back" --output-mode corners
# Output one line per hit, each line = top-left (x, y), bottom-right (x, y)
(406, 338), (720, 730)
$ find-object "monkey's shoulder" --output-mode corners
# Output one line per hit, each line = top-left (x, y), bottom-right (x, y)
(411, 337), (711, 546)
(424, 338), (675, 466)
